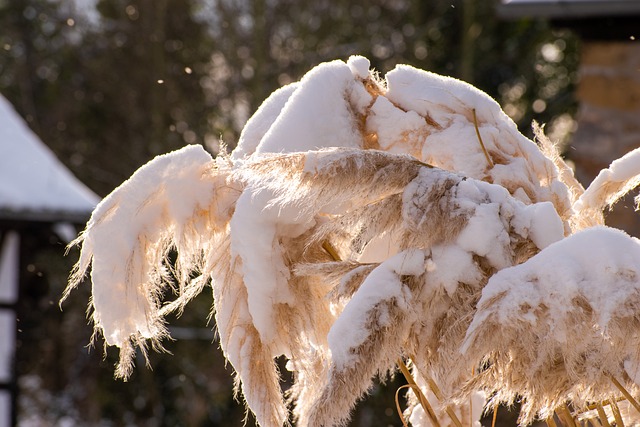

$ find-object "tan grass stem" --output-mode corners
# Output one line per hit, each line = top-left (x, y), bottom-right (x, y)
(595, 403), (611, 427)
(397, 359), (441, 427)
(395, 384), (414, 427)
(413, 159), (435, 169)
(491, 406), (498, 427)
(470, 367), (474, 427)
(609, 400), (625, 427)
(322, 240), (341, 262)
(558, 404), (577, 427)
(546, 414), (558, 427)
(586, 397), (627, 411)
(608, 374), (640, 415)
(472, 108), (494, 168)
(395, 384), (441, 427)
(423, 375), (463, 427)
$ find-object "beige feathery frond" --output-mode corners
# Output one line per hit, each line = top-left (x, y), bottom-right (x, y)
(460, 227), (640, 425)
(573, 147), (640, 231)
(63, 57), (640, 427)
(531, 121), (591, 233)
(301, 252), (425, 427)
(252, 151), (564, 425)
(532, 122), (585, 205)
(212, 250), (289, 427)
(61, 145), (237, 379)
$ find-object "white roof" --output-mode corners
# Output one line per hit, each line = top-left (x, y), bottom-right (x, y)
(0, 94), (99, 222)
(498, 0), (640, 18)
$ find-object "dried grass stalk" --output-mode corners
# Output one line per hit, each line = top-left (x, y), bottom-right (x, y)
(396, 364), (441, 427)
(609, 400), (625, 427)
(595, 403), (612, 427)
(472, 108), (494, 168)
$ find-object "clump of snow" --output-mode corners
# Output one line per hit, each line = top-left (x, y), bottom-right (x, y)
(229, 185), (307, 346)
(346, 55), (371, 79)
(466, 226), (640, 339)
(427, 244), (482, 296)
(252, 60), (371, 155)
(385, 65), (503, 124)
(232, 83), (298, 161)
(366, 96), (429, 157)
(328, 249), (424, 369)
(519, 202), (565, 249)
(403, 167), (564, 272)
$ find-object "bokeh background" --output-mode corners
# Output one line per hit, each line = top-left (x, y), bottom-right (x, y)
(0, 0), (638, 425)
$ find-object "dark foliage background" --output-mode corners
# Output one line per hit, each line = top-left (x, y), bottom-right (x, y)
(0, 0), (579, 425)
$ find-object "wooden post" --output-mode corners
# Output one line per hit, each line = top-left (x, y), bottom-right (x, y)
(0, 231), (20, 427)
(570, 42), (640, 237)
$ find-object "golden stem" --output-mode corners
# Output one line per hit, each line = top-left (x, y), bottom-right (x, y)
(322, 240), (341, 262)
(546, 414), (558, 427)
(595, 402), (611, 427)
(609, 399), (625, 427)
(469, 367), (475, 427)
(608, 375), (640, 415)
(491, 406), (499, 427)
(558, 404), (577, 427)
(586, 397), (627, 411)
(472, 108), (494, 168)
(424, 376), (463, 427)
(413, 159), (434, 169)
(397, 359), (441, 427)
(469, 394), (472, 427)
(395, 384), (414, 427)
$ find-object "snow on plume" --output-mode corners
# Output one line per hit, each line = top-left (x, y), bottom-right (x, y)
(63, 55), (640, 427)
(231, 83), (298, 161)
(249, 58), (372, 156)
(62, 145), (232, 377)
(576, 146), (640, 213)
(328, 249), (425, 370)
(462, 226), (640, 424)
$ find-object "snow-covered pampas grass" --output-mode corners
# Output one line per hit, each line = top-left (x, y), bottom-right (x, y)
(573, 147), (640, 231)
(62, 55), (640, 427)
(461, 226), (640, 425)
(62, 145), (237, 378)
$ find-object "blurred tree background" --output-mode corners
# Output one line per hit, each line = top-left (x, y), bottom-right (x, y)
(0, 0), (579, 425)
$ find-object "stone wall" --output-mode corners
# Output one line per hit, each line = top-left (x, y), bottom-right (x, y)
(570, 41), (640, 236)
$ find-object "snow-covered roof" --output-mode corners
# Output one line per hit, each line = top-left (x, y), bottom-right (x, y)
(498, 0), (640, 19)
(0, 94), (99, 223)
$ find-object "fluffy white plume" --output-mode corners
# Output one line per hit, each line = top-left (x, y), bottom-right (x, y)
(63, 56), (640, 427)
(574, 147), (640, 228)
(62, 145), (234, 377)
(462, 226), (640, 424)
